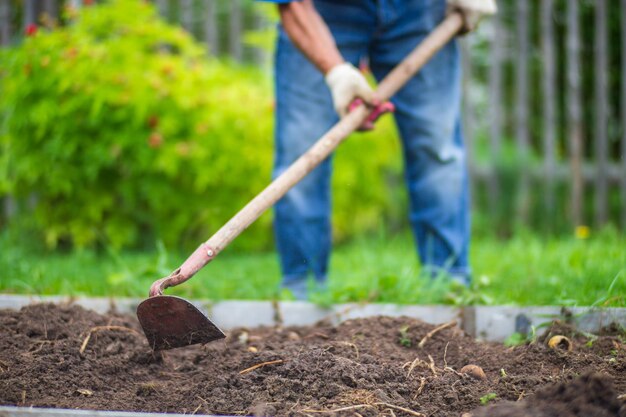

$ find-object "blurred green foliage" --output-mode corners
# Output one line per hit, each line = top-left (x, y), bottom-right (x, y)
(0, 0), (403, 251)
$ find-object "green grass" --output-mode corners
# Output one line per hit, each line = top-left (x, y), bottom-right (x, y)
(0, 228), (624, 306)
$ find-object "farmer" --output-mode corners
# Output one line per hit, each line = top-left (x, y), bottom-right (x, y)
(264, 0), (496, 299)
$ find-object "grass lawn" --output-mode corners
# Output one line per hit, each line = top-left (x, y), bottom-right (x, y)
(0, 228), (624, 306)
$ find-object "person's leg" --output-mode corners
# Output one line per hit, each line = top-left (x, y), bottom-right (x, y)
(273, 2), (374, 297)
(369, 0), (471, 284)
(274, 29), (335, 298)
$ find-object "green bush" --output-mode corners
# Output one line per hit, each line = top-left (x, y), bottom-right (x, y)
(0, 0), (403, 251)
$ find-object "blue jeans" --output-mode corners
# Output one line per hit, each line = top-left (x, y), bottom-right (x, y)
(273, 0), (470, 296)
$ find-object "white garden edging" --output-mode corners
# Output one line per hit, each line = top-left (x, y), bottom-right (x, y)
(1, 294), (625, 342)
(0, 406), (220, 417)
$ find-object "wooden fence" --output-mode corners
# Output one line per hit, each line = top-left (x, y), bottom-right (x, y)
(1, 0), (625, 231)
(461, 0), (625, 231)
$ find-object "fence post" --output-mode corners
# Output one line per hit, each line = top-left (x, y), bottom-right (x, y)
(155, 0), (169, 20)
(68, 0), (82, 10)
(42, 0), (59, 24)
(541, 0), (556, 226)
(488, 10), (503, 219)
(567, 0), (583, 228)
(252, 7), (268, 67)
(594, 0), (608, 226)
(515, 0), (530, 223)
(622, 0), (626, 230)
(204, 0), (218, 55)
(0, 0), (12, 221)
(229, 0), (242, 62)
(23, 0), (37, 28)
(0, 0), (10, 44)
(180, 0), (194, 35)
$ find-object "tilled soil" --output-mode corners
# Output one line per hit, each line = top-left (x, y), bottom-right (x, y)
(0, 303), (625, 416)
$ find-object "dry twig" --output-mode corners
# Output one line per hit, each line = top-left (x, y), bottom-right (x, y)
(374, 402), (425, 417)
(79, 325), (141, 354)
(0, 359), (8, 373)
(239, 359), (284, 375)
(403, 355), (438, 378)
(413, 377), (427, 400)
(418, 321), (456, 348)
(337, 341), (360, 359)
(427, 355), (438, 376)
(304, 332), (330, 339)
(301, 402), (424, 417)
(29, 340), (53, 355)
(404, 356), (426, 378)
(196, 395), (209, 405)
(300, 404), (373, 413)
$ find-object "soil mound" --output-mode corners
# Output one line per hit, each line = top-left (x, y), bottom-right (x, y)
(472, 373), (626, 417)
(0, 303), (624, 416)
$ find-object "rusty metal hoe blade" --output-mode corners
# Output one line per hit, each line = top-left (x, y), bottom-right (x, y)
(137, 295), (225, 350)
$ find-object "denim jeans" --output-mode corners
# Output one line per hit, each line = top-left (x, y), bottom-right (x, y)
(273, 0), (470, 296)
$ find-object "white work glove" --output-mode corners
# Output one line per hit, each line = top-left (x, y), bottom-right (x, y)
(324, 62), (376, 118)
(447, 0), (497, 33)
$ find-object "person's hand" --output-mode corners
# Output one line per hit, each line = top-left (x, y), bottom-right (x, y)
(348, 99), (395, 131)
(325, 62), (394, 130)
(325, 62), (377, 118)
(447, 0), (497, 33)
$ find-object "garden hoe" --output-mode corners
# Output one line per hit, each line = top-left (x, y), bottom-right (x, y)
(137, 12), (465, 350)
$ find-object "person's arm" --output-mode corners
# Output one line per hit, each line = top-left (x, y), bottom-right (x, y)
(278, 0), (378, 119)
(278, 0), (342, 75)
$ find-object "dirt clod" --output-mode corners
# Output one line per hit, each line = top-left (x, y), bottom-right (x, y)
(0, 303), (625, 416)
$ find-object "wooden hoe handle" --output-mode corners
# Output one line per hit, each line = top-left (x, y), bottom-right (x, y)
(149, 13), (464, 297)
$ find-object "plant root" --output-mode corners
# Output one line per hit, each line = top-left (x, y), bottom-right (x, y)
(301, 402), (425, 417)
(300, 404), (374, 413)
(304, 332), (330, 339)
(239, 359), (284, 375)
(418, 321), (456, 348)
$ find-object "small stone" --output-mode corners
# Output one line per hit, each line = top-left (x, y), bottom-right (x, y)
(238, 331), (249, 345)
(76, 388), (93, 397)
(248, 346), (258, 353)
(287, 331), (300, 341)
(460, 364), (487, 380)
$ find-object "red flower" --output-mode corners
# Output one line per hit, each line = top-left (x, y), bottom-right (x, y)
(25, 24), (38, 37)
(147, 115), (159, 129)
(148, 132), (163, 148)
(84, 0), (95, 5)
